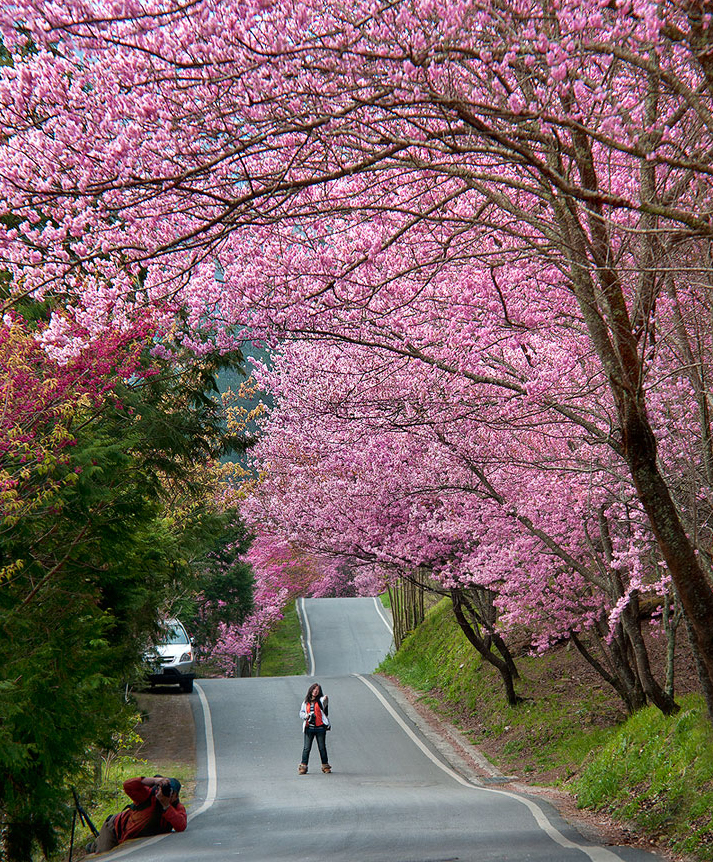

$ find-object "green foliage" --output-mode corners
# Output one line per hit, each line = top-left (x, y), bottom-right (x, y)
(180, 515), (255, 652)
(0, 342), (249, 861)
(0, 610), (137, 862)
(574, 696), (713, 859)
(258, 600), (306, 677)
(0, 423), (172, 859)
(114, 348), (250, 475)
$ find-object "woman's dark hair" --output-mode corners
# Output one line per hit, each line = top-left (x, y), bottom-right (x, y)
(305, 683), (322, 702)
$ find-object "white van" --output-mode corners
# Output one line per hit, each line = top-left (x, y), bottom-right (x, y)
(144, 618), (195, 693)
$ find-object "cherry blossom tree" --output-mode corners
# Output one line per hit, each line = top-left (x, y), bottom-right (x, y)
(203, 531), (358, 674)
(0, 308), (152, 543)
(2, 0), (713, 715)
(244, 338), (683, 711)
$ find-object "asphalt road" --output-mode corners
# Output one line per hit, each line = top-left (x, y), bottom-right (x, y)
(298, 596), (395, 675)
(108, 597), (661, 862)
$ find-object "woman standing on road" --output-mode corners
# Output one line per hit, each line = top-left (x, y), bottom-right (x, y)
(298, 682), (331, 774)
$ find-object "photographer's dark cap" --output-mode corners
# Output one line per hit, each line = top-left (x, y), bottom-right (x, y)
(168, 778), (181, 795)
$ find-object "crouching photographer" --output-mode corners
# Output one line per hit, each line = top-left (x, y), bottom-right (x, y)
(86, 775), (187, 855)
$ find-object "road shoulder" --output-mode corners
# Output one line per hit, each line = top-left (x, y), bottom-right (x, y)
(376, 674), (675, 861)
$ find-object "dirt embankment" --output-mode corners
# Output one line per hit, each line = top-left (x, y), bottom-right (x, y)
(132, 690), (197, 800)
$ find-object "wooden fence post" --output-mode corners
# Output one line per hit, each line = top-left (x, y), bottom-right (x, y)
(390, 568), (428, 649)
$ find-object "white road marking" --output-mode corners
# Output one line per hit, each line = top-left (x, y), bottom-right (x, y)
(188, 682), (217, 820)
(372, 595), (394, 635)
(298, 597), (316, 676)
(354, 673), (625, 862)
(355, 672), (475, 788)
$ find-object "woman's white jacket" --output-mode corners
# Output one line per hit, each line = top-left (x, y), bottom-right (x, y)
(300, 696), (330, 731)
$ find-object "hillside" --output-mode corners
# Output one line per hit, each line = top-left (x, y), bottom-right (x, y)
(377, 598), (713, 862)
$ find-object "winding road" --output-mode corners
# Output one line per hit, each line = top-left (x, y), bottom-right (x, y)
(108, 597), (659, 862)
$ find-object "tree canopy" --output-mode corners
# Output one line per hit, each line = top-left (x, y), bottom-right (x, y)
(3, 0), (713, 719)
(0, 305), (250, 860)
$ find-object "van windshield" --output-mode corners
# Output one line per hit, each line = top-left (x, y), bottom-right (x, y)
(162, 623), (189, 645)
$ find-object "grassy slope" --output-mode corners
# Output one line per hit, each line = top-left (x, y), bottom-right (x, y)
(378, 598), (713, 861)
(259, 599), (307, 677)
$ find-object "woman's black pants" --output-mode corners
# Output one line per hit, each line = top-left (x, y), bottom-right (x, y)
(301, 727), (329, 765)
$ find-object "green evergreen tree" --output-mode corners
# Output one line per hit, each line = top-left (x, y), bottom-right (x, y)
(182, 516), (256, 651)
(0, 341), (249, 861)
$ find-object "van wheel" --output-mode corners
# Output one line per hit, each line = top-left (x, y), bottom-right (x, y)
(180, 678), (193, 693)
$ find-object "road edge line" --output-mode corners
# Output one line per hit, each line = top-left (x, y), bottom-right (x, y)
(298, 597), (316, 676)
(188, 681), (217, 821)
(354, 673), (625, 862)
(372, 595), (393, 635)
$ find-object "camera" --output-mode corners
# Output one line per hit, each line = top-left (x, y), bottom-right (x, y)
(158, 780), (172, 795)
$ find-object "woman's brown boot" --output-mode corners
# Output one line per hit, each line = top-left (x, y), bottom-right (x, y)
(298, 764), (308, 775)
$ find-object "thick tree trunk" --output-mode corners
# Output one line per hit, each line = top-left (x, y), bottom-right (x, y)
(450, 589), (521, 706)
(683, 614), (713, 719)
(463, 586), (520, 679)
(559, 189), (713, 719)
(559, 113), (713, 720)
(662, 593), (681, 698)
(571, 631), (646, 714)
(622, 406), (713, 720)
(491, 630), (520, 681)
(620, 595), (679, 715)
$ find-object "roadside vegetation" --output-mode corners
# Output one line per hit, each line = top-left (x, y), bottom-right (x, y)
(257, 600), (307, 677)
(0, 302), (252, 862)
(378, 599), (713, 862)
(61, 701), (195, 862)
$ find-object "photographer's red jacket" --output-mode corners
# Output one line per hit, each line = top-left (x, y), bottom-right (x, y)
(113, 778), (187, 844)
